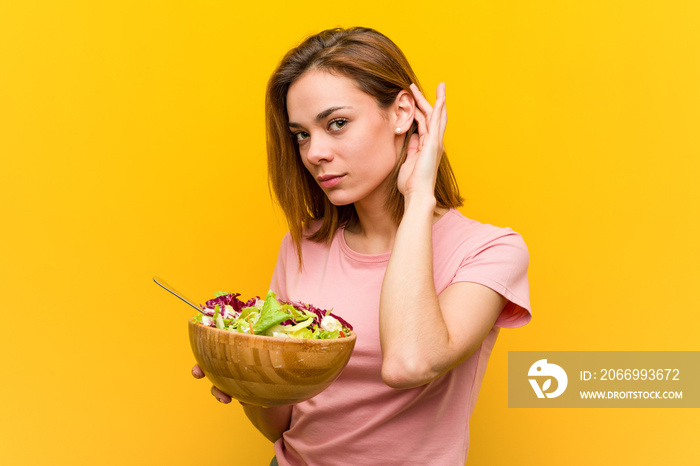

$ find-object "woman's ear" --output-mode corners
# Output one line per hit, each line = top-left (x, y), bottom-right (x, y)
(393, 90), (415, 134)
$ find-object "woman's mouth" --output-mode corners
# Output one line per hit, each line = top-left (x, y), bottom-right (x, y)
(317, 174), (345, 189)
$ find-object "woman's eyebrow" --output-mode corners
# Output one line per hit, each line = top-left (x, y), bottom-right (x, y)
(288, 106), (349, 129)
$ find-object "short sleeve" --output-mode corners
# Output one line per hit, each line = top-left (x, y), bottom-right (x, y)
(452, 230), (531, 328)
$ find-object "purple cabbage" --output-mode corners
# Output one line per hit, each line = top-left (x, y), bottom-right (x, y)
(201, 293), (258, 315)
(200, 292), (353, 331)
(282, 299), (354, 331)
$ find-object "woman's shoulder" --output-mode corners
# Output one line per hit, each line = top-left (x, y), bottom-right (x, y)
(437, 208), (528, 252)
(278, 219), (325, 246)
(277, 219), (334, 260)
(438, 208), (522, 235)
(302, 218), (324, 236)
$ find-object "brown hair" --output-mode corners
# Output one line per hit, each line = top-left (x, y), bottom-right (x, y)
(266, 27), (463, 261)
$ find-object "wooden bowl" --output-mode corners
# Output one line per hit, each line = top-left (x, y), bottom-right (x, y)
(188, 319), (356, 406)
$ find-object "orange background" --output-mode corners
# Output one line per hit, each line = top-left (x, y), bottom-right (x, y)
(1, 1), (698, 464)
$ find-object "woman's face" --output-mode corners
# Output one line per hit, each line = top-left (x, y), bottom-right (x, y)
(286, 70), (401, 209)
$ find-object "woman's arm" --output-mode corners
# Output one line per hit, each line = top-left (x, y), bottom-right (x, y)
(239, 403), (293, 443)
(379, 84), (507, 389)
(192, 364), (292, 442)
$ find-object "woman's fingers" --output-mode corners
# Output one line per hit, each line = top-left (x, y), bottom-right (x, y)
(424, 103), (445, 160)
(410, 82), (447, 142)
(428, 95), (444, 133)
(436, 81), (446, 100)
(409, 84), (432, 136)
(399, 83), (447, 197)
(193, 364), (231, 404)
(406, 132), (420, 158)
(438, 83), (448, 138)
(410, 83), (434, 118)
(211, 385), (232, 404)
(413, 108), (428, 136)
(433, 82), (447, 138)
(192, 364), (205, 378)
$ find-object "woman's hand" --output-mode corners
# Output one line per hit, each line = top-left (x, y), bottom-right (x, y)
(191, 364), (232, 404)
(396, 82), (447, 203)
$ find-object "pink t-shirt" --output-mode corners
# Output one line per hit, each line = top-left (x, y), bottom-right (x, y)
(270, 209), (531, 465)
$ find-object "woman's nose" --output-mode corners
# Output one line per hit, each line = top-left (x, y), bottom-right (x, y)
(305, 134), (334, 165)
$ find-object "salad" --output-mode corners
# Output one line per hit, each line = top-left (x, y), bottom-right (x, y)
(192, 290), (353, 339)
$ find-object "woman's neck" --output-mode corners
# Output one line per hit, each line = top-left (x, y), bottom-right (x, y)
(344, 200), (450, 255)
(344, 201), (398, 255)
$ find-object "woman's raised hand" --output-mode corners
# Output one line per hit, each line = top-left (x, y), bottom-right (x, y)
(397, 82), (447, 202)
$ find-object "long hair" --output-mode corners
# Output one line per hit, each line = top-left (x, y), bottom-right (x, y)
(266, 27), (463, 261)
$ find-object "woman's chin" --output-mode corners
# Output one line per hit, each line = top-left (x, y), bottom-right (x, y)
(322, 190), (359, 207)
(326, 196), (355, 207)
(324, 186), (390, 209)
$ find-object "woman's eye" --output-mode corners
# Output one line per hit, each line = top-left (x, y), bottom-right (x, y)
(294, 132), (309, 142)
(329, 119), (347, 131)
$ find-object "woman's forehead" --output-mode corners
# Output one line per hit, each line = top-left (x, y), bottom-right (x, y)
(286, 70), (375, 122)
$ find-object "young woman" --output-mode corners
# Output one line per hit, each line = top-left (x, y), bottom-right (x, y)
(192, 27), (531, 465)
